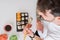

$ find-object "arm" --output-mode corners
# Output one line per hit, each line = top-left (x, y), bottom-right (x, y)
(29, 31), (43, 40)
(30, 31), (43, 40)
(23, 23), (44, 40)
(33, 35), (43, 40)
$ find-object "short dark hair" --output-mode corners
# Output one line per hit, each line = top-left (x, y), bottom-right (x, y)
(37, 0), (60, 17)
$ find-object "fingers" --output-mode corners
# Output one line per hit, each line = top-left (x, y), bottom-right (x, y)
(26, 28), (33, 34)
(23, 28), (32, 34)
(25, 28), (34, 37)
(23, 24), (32, 35)
(23, 23), (32, 33)
(25, 24), (32, 29)
(23, 26), (33, 37)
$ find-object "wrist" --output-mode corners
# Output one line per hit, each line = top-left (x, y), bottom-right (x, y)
(29, 32), (35, 38)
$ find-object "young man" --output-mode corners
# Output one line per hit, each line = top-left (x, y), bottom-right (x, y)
(23, 0), (60, 40)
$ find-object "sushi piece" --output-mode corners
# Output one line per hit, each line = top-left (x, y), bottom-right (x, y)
(16, 12), (29, 32)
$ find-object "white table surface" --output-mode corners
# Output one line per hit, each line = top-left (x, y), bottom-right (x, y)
(0, 0), (37, 40)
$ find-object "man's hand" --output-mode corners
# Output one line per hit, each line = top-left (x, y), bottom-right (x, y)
(23, 24), (34, 37)
(23, 23), (43, 40)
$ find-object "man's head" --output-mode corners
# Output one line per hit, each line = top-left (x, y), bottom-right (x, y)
(37, 0), (60, 25)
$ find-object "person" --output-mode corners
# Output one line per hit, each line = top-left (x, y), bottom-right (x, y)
(23, 0), (60, 40)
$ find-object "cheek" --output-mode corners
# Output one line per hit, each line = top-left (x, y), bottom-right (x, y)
(54, 19), (60, 25)
(44, 13), (54, 21)
(57, 21), (60, 25)
(57, 20), (60, 24)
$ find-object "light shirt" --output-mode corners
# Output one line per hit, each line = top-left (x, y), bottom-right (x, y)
(38, 20), (60, 40)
